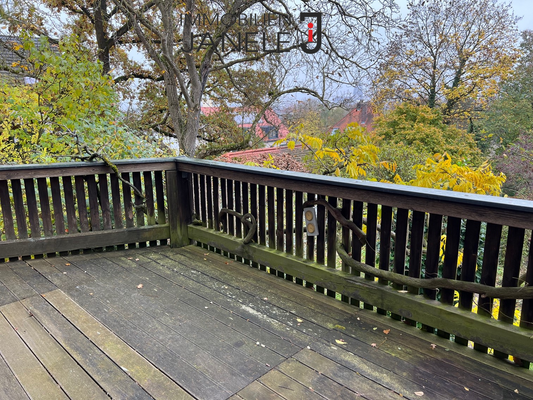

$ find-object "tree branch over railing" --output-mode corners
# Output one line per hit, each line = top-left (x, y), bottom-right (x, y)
(337, 242), (533, 300)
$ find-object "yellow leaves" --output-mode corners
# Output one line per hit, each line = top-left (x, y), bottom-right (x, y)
(287, 140), (296, 150)
(409, 153), (505, 196)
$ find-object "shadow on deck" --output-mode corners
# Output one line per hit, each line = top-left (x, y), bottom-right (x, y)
(1, 246), (532, 400)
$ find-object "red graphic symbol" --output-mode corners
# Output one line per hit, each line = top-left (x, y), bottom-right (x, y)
(308, 22), (314, 43)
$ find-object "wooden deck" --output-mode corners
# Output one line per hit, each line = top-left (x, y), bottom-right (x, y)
(0, 245), (532, 400)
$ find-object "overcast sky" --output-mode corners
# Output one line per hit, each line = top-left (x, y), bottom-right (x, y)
(394, 0), (533, 32)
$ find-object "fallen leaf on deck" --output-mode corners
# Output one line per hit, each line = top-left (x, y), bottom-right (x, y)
(371, 343), (377, 347)
(334, 324), (346, 330)
(515, 389), (520, 394)
(430, 344), (437, 350)
(373, 327), (378, 330)
(335, 339), (347, 345)
(414, 391), (424, 396)
(135, 258), (139, 261)
(128, 257), (133, 260)
(65, 263), (70, 266)
(383, 329), (390, 334)
(204, 258), (207, 261)
(225, 262), (229, 264)
(297, 318), (303, 323)
(137, 284), (143, 289)
(204, 253), (209, 256)
(464, 387), (469, 391)
(356, 317), (360, 320)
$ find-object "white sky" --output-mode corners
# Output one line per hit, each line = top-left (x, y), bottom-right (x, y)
(394, 0), (533, 32)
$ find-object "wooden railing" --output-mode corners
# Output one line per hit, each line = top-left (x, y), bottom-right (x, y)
(1, 156), (533, 366)
(176, 157), (533, 366)
(0, 159), (175, 257)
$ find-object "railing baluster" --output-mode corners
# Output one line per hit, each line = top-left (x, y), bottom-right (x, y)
(305, 193), (316, 289)
(520, 237), (533, 368)
(326, 196), (337, 297)
(267, 186), (276, 275)
(405, 211), (425, 324)
(456, 219), (482, 346)
(154, 170), (166, 226)
(206, 176), (213, 230)
(340, 199), (351, 302)
(0, 180), (16, 241)
(391, 208), (409, 320)
(494, 227), (525, 360)
(377, 205), (393, 314)
(235, 180), (242, 262)
(422, 213), (443, 330)
(364, 203), (378, 310)
(439, 216), (462, 338)
(475, 223), (502, 353)
(132, 172), (145, 248)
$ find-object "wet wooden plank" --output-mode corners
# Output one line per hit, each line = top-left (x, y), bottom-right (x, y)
(0, 265), (38, 301)
(276, 358), (362, 399)
(259, 368), (323, 399)
(1, 301), (108, 400)
(82, 254), (287, 369)
(65, 286), (231, 399)
(22, 295), (154, 400)
(0, 348), (28, 400)
(0, 307), (67, 399)
(176, 244), (532, 397)
(237, 380), (283, 400)
(43, 289), (194, 400)
(294, 349), (402, 399)
(0, 281), (18, 307)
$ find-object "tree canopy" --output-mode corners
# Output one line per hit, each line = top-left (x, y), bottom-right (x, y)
(0, 34), (168, 164)
(373, 0), (519, 119)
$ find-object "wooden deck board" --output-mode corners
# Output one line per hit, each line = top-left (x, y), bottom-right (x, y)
(0, 301), (109, 400)
(0, 245), (531, 400)
(138, 248), (477, 399)
(176, 246), (533, 399)
(0, 346), (29, 400)
(44, 289), (193, 400)
(21, 295), (154, 400)
(0, 308), (67, 399)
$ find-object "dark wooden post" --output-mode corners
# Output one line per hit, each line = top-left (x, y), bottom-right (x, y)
(167, 169), (192, 248)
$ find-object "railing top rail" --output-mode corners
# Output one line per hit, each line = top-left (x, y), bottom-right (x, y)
(176, 157), (533, 229)
(0, 158), (176, 180)
(176, 157), (533, 212)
